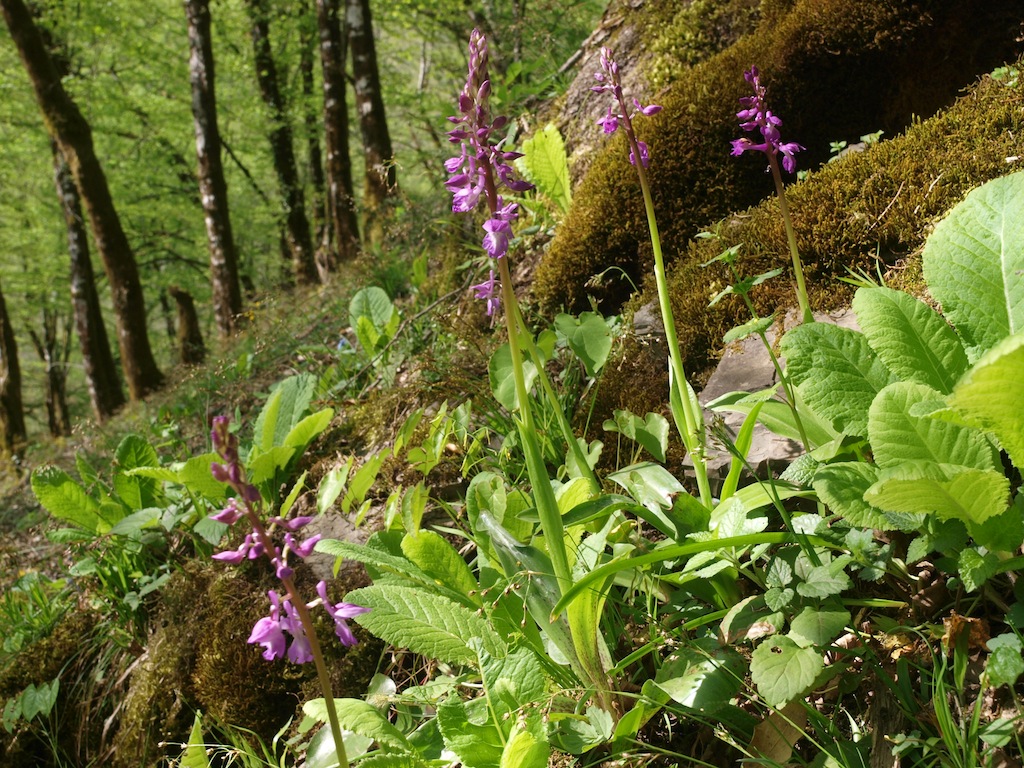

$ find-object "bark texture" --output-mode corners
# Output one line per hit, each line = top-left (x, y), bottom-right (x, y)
(300, 5), (330, 278)
(0, 280), (27, 455)
(247, 0), (319, 285)
(167, 286), (206, 365)
(186, 0), (243, 339)
(318, 0), (360, 263)
(347, 0), (395, 246)
(1, 0), (162, 401)
(52, 141), (126, 421)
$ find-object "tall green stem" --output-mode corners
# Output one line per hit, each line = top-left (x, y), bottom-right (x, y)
(768, 154), (813, 325)
(625, 131), (713, 509)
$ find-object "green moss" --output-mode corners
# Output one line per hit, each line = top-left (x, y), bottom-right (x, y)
(592, 67), (1024, 427)
(535, 0), (1024, 313)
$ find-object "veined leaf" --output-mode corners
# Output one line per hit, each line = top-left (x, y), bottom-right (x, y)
(554, 312), (614, 377)
(303, 698), (412, 753)
(852, 285), (968, 393)
(865, 462), (1010, 525)
(812, 462), (890, 529)
(923, 170), (1024, 358)
(31, 465), (119, 534)
(517, 123), (571, 213)
(180, 711), (211, 768)
(750, 635), (822, 707)
(284, 408), (334, 450)
(345, 584), (504, 665)
(781, 322), (894, 436)
(868, 381), (998, 471)
(949, 331), (1024, 470)
(401, 530), (480, 608)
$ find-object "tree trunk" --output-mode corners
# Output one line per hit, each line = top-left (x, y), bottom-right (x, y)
(246, 0), (319, 285)
(167, 286), (206, 365)
(185, 0), (243, 339)
(347, 0), (395, 247)
(317, 0), (360, 263)
(52, 141), (126, 421)
(0, 280), (27, 455)
(28, 307), (72, 438)
(300, 3), (331, 278)
(1, 0), (162, 401)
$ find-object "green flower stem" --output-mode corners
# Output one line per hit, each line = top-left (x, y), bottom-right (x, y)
(247, 515), (348, 768)
(768, 153), (813, 325)
(496, 254), (613, 712)
(625, 131), (713, 509)
(511, 300), (601, 494)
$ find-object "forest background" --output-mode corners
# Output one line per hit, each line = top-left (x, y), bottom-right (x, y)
(0, 0), (602, 451)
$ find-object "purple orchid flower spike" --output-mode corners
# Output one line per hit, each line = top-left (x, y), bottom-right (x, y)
(445, 28), (535, 314)
(731, 66), (804, 173)
(592, 47), (662, 168)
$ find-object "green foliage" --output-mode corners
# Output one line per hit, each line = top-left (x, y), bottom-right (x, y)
(517, 124), (572, 214)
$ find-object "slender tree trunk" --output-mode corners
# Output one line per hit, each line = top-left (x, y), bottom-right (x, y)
(28, 307), (72, 438)
(0, 280), (27, 455)
(246, 0), (319, 285)
(1, 0), (163, 401)
(347, 0), (395, 247)
(52, 142), (126, 421)
(167, 286), (206, 365)
(185, 0), (243, 339)
(300, 4), (331, 278)
(317, 0), (359, 263)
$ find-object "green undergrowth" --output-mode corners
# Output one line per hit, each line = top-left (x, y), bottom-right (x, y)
(534, 0), (1024, 312)
(593, 62), (1024, 424)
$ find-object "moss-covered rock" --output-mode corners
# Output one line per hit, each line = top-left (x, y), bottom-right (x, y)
(535, 0), (1024, 313)
(591, 63), (1024, 426)
(111, 559), (378, 767)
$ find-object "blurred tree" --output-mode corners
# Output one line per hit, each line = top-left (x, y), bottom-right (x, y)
(0, 278), (26, 455)
(247, 0), (318, 285)
(28, 304), (72, 437)
(186, 0), (243, 339)
(1, 0), (163, 400)
(347, 0), (395, 247)
(317, 0), (360, 263)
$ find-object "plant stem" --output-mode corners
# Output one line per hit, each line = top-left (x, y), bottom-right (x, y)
(511, 300), (601, 494)
(247, 515), (348, 768)
(624, 130), (713, 509)
(768, 154), (813, 325)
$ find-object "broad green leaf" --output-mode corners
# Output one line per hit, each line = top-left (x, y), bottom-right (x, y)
(603, 410), (669, 463)
(113, 435), (162, 510)
(517, 123), (572, 213)
(500, 718), (550, 768)
(109, 508), (162, 539)
(180, 711), (211, 768)
(750, 636), (823, 707)
(349, 286), (396, 334)
(959, 548), (1000, 592)
(284, 408), (334, 450)
(252, 374), (317, 453)
(788, 605), (850, 648)
(345, 584), (504, 665)
(437, 698), (505, 768)
(176, 453), (230, 501)
(812, 462), (890, 529)
(719, 595), (783, 643)
(31, 465), (118, 534)
(985, 634), (1024, 688)
(707, 389), (837, 448)
(607, 462), (683, 514)
(478, 645), (548, 711)
(795, 564), (851, 599)
(317, 462), (352, 514)
(315, 537), (435, 589)
(356, 757), (432, 768)
(653, 638), (745, 712)
(401, 530), (480, 607)
(303, 698), (412, 752)
(781, 322), (894, 436)
(554, 312), (614, 377)
(866, 462), (1009, 525)
(923, 171), (1024, 358)
(949, 331), (1024, 470)
(550, 706), (614, 754)
(853, 285), (969, 393)
(19, 680), (59, 721)
(869, 381), (998, 471)
(488, 343), (538, 411)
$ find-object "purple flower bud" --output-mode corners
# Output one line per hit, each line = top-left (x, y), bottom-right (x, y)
(211, 499), (244, 525)
(211, 462), (230, 483)
(285, 532), (321, 559)
(731, 66), (803, 174)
